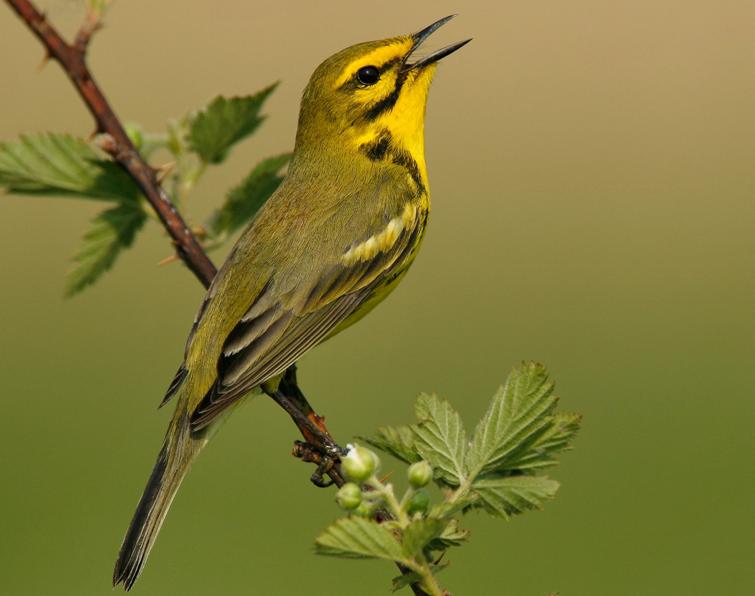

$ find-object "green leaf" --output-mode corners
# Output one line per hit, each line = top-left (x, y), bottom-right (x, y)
(465, 362), (559, 478)
(208, 152), (290, 237)
(426, 518), (469, 549)
(362, 425), (420, 464)
(413, 393), (467, 486)
(188, 84), (278, 163)
(65, 201), (146, 296)
(472, 475), (560, 519)
(391, 571), (423, 592)
(315, 516), (405, 562)
(429, 496), (476, 519)
(391, 563), (448, 592)
(401, 518), (446, 558)
(506, 412), (582, 471)
(0, 133), (138, 201)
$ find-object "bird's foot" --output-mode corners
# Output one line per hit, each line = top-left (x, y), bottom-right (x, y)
(293, 440), (348, 487)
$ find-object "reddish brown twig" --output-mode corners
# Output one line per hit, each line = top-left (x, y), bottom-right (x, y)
(6, 0), (217, 286)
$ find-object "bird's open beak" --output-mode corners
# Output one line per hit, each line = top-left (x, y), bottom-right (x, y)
(404, 15), (471, 71)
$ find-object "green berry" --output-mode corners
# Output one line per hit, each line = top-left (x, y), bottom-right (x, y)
(406, 489), (430, 515)
(335, 483), (362, 510)
(342, 445), (378, 482)
(407, 460), (433, 488)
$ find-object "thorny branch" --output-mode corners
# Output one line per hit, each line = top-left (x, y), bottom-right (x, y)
(4, 2), (429, 593)
(6, 0), (217, 285)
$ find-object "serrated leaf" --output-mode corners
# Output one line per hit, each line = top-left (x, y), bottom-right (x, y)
(401, 518), (446, 558)
(427, 518), (470, 549)
(65, 201), (146, 296)
(188, 84), (277, 163)
(413, 394), (467, 486)
(362, 425), (420, 464)
(472, 475), (559, 519)
(0, 133), (138, 200)
(413, 392), (433, 420)
(506, 412), (582, 471)
(429, 495), (476, 519)
(315, 516), (406, 562)
(208, 152), (290, 237)
(391, 570), (423, 592)
(466, 362), (559, 478)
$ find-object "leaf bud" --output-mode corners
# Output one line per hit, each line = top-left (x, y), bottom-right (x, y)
(342, 444), (379, 482)
(335, 482), (362, 510)
(407, 460), (433, 488)
(406, 489), (430, 515)
(354, 501), (377, 518)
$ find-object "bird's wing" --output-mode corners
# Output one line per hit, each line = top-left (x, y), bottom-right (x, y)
(189, 203), (424, 431)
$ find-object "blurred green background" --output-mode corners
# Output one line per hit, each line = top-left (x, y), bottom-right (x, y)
(2, 1), (754, 594)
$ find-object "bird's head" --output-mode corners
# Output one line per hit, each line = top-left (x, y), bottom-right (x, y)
(294, 16), (470, 163)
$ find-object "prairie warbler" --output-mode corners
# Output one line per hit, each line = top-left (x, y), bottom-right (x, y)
(113, 15), (469, 589)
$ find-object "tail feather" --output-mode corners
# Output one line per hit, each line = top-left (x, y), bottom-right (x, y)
(113, 415), (204, 590)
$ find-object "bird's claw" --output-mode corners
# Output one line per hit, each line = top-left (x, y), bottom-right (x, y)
(311, 460), (336, 487)
(292, 440), (346, 488)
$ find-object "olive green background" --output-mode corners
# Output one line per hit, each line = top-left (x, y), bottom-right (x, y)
(1, 1), (753, 595)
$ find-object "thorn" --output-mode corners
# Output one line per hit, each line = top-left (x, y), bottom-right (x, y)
(154, 161), (176, 184)
(378, 471), (394, 483)
(190, 225), (208, 241)
(37, 52), (51, 72)
(74, 11), (105, 54)
(157, 253), (180, 267)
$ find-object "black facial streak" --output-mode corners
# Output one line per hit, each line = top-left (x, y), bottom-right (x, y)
(379, 57), (402, 72)
(391, 148), (426, 196)
(363, 133), (391, 160)
(363, 69), (409, 121)
(364, 85), (400, 120)
(338, 57), (402, 92)
(360, 129), (426, 195)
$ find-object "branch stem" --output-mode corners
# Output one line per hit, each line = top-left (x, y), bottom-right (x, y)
(414, 563), (446, 596)
(5, 0), (217, 287)
(369, 478), (410, 527)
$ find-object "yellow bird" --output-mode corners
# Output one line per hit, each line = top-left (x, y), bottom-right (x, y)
(113, 15), (469, 589)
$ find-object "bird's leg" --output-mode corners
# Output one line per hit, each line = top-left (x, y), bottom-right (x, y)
(277, 364), (337, 448)
(265, 364), (347, 487)
(291, 441), (345, 487)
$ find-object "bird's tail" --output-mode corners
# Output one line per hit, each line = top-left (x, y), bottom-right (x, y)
(113, 411), (206, 590)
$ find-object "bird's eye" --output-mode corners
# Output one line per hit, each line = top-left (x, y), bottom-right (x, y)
(356, 65), (380, 86)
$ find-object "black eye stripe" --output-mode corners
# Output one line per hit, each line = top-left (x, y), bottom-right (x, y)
(338, 57), (403, 92)
(362, 68), (409, 121)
